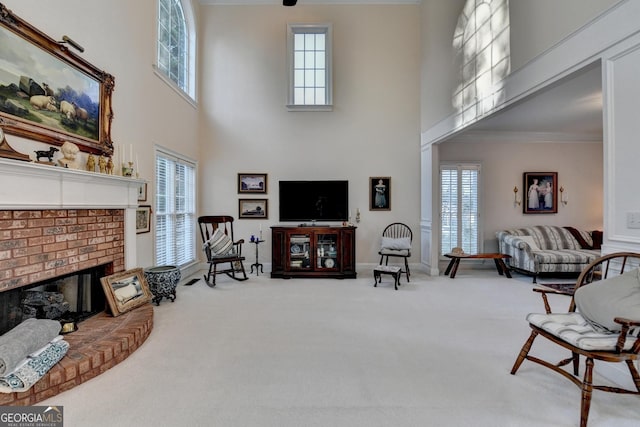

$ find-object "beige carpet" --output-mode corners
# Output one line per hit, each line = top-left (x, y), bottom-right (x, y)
(41, 269), (639, 427)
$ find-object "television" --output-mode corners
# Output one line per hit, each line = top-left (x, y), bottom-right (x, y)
(279, 180), (349, 223)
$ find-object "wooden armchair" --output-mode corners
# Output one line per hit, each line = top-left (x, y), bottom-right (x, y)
(511, 252), (640, 427)
(198, 216), (248, 287)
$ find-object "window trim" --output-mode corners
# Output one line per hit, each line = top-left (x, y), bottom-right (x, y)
(439, 162), (482, 258)
(286, 23), (333, 112)
(155, 0), (198, 104)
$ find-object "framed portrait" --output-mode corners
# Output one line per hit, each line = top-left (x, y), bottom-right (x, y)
(523, 172), (558, 214)
(238, 173), (267, 194)
(100, 268), (152, 317)
(137, 182), (147, 202)
(0, 4), (114, 155)
(239, 199), (268, 219)
(136, 205), (151, 233)
(370, 177), (391, 211)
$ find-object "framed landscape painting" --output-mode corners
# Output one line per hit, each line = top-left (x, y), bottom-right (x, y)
(239, 199), (268, 219)
(0, 4), (114, 155)
(238, 173), (267, 194)
(523, 172), (558, 214)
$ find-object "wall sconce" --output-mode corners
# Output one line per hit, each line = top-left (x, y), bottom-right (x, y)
(559, 186), (568, 206)
(513, 186), (521, 206)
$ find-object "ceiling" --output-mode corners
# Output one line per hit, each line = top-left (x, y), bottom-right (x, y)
(458, 63), (603, 142)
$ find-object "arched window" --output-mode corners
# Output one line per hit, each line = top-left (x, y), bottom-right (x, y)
(156, 0), (196, 101)
(452, 0), (510, 124)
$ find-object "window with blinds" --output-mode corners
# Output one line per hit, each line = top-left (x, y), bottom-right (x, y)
(155, 150), (196, 267)
(440, 164), (480, 255)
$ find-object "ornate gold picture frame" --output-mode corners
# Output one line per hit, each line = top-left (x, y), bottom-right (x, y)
(100, 268), (152, 317)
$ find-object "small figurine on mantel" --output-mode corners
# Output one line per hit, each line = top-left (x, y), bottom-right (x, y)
(86, 153), (96, 172)
(106, 157), (114, 175)
(57, 141), (80, 169)
(98, 155), (106, 173)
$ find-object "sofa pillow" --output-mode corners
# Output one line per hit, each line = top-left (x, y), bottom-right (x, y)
(204, 229), (233, 256)
(381, 237), (411, 250)
(517, 235), (540, 251)
(574, 268), (640, 334)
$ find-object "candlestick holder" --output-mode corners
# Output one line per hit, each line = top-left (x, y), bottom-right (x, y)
(122, 161), (134, 177)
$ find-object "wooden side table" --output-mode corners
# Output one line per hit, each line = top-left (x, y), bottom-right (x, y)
(250, 239), (264, 275)
(444, 253), (512, 279)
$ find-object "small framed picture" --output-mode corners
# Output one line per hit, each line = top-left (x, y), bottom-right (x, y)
(239, 199), (268, 219)
(238, 173), (267, 194)
(370, 177), (391, 211)
(523, 172), (558, 214)
(100, 268), (152, 317)
(136, 205), (152, 233)
(137, 182), (147, 202)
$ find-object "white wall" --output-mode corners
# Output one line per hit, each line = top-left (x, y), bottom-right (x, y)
(198, 4), (421, 266)
(509, 0), (620, 72)
(4, 0), (201, 268)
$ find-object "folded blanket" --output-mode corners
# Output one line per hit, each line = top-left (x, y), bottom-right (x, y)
(0, 318), (61, 375)
(0, 336), (69, 393)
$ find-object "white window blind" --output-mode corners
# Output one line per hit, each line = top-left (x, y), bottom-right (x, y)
(440, 164), (480, 255)
(155, 151), (196, 267)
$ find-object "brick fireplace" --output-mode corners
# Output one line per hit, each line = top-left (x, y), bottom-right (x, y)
(0, 158), (151, 405)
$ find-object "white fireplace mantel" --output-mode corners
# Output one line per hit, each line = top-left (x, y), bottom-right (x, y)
(0, 157), (144, 268)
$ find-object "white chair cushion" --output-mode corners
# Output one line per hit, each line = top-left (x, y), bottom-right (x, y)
(379, 248), (410, 256)
(527, 312), (637, 351)
(380, 237), (411, 250)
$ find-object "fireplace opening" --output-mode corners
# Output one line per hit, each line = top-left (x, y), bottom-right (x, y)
(0, 264), (109, 335)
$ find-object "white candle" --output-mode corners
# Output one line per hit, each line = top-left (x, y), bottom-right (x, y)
(136, 154), (139, 176)
(260, 223), (262, 232)
(129, 144), (133, 164)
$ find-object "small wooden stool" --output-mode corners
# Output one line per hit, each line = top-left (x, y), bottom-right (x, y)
(373, 265), (402, 290)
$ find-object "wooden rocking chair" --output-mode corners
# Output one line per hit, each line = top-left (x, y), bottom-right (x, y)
(511, 252), (640, 427)
(198, 215), (248, 287)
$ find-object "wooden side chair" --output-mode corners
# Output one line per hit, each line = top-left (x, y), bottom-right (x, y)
(511, 252), (640, 427)
(198, 215), (248, 287)
(378, 223), (412, 282)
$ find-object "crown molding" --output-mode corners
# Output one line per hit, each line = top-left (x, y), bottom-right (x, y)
(446, 130), (602, 144)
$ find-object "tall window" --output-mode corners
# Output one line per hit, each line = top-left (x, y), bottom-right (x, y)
(287, 24), (333, 111)
(155, 149), (196, 268)
(440, 164), (480, 255)
(157, 0), (196, 100)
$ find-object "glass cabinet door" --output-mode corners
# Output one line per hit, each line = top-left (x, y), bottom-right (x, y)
(289, 233), (311, 269)
(315, 233), (338, 269)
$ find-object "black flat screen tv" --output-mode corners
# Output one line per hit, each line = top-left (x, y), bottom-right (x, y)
(279, 180), (348, 222)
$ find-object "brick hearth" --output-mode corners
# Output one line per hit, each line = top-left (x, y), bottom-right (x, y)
(0, 303), (153, 406)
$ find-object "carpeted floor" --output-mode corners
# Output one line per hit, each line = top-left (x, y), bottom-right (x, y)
(40, 269), (639, 427)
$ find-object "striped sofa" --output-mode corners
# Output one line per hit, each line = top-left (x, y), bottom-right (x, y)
(496, 225), (601, 282)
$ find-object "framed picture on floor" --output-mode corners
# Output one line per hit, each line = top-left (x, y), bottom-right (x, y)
(523, 172), (558, 214)
(369, 177), (391, 211)
(100, 268), (152, 317)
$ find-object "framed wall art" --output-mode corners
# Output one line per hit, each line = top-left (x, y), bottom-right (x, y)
(0, 4), (114, 155)
(100, 268), (152, 317)
(239, 199), (268, 219)
(523, 172), (558, 214)
(137, 182), (147, 202)
(369, 177), (391, 211)
(238, 173), (267, 194)
(136, 205), (151, 233)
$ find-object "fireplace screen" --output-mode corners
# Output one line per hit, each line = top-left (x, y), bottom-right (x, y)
(0, 265), (107, 335)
